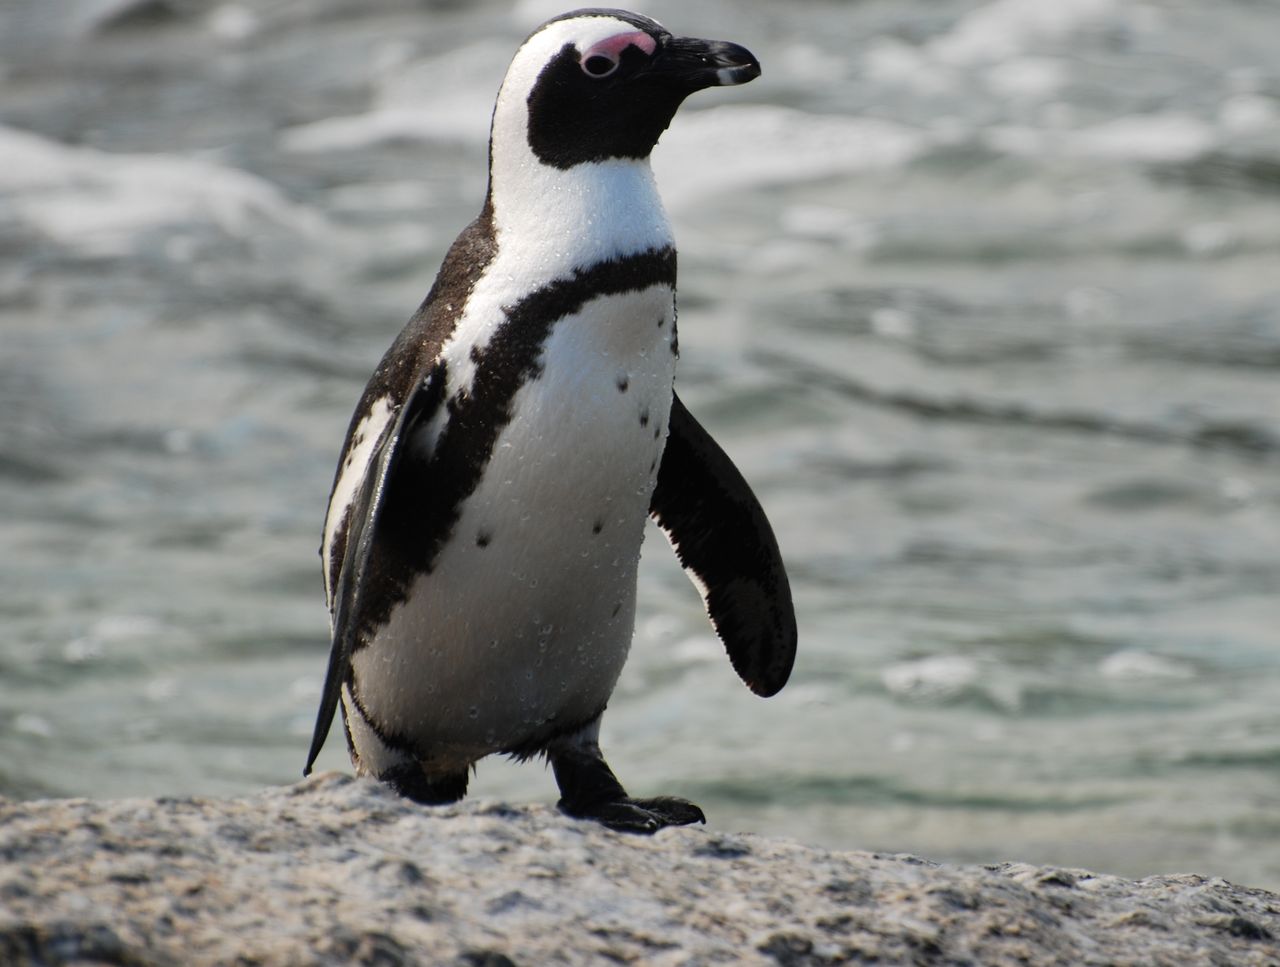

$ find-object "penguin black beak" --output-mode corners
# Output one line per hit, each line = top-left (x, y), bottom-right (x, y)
(646, 36), (761, 92)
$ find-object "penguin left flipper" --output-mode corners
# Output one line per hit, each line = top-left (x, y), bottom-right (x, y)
(303, 368), (446, 777)
(650, 392), (798, 696)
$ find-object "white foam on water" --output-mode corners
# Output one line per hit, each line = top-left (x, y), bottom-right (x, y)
(654, 105), (927, 205)
(1218, 94), (1276, 134)
(929, 0), (1121, 66)
(773, 41), (852, 85)
(984, 113), (1217, 163)
(511, 0), (572, 30)
(862, 39), (953, 95)
(206, 3), (261, 42)
(1099, 650), (1196, 681)
(0, 124), (326, 256)
(669, 635), (722, 666)
(864, 0), (1125, 96)
(12, 714), (54, 739)
(280, 40), (507, 153)
(1068, 114), (1218, 162)
(882, 655), (981, 701)
(982, 56), (1069, 100)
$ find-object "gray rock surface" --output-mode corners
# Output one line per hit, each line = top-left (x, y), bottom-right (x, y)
(1, 773), (1277, 966)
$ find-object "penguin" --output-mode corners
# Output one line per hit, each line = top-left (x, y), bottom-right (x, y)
(305, 8), (796, 833)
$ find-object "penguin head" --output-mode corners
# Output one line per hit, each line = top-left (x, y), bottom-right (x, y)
(490, 9), (760, 172)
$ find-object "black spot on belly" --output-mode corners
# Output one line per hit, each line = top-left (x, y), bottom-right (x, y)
(657, 316), (665, 329)
(616, 375), (629, 393)
(611, 602), (621, 617)
(639, 407), (650, 428)
(476, 530), (492, 548)
(592, 519), (604, 535)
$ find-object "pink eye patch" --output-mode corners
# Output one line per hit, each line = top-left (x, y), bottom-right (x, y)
(582, 30), (657, 63)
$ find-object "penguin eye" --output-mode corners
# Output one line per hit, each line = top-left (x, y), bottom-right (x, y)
(581, 53), (619, 79)
(578, 31), (657, 81)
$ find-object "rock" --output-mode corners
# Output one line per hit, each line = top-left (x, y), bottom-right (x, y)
(1, 773), (1277, 965)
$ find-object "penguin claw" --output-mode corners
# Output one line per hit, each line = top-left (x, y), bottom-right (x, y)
(559, 796), (706, 834)
(628, 796), (707, 828)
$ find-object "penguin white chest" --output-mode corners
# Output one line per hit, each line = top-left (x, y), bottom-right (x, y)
(351, 283), (677, 759)
(482, 283), (677, 532)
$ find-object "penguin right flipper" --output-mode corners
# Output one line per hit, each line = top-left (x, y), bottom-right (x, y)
(303, 364), (446, 777)
(650, 392), (797, 697)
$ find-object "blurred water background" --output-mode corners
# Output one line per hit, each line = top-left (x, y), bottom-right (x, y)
(2, 0), (1279, 889)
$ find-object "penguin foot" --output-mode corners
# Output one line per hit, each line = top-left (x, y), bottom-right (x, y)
(558, 795), (706, 834)
(547, 719), (704, 833)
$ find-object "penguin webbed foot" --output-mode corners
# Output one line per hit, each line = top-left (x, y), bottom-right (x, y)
(559, 794), (705, 834)
(549, 736), (704, 833)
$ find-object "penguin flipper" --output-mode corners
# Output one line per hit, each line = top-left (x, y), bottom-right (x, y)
(650, 392), (797, 696)
(304, 367), (445, 776)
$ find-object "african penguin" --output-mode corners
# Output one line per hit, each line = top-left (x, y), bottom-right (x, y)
(305, 8), (797, 833)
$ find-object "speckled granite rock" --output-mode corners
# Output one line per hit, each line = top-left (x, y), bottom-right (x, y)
(1, 774), (1277, 966)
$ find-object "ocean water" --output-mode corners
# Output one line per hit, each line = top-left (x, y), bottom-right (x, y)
(2, 0), (1279, 889)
